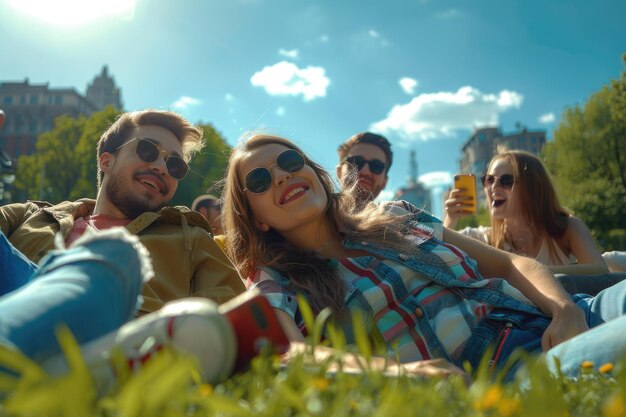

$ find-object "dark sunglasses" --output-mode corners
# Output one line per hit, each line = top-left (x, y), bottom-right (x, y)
(117, 138), (188, 180)
(481, 174), (515, 189)
(244, 149), (306, 194)
(343, 155), (386, 175)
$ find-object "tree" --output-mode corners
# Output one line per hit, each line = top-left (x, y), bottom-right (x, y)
(543, 56), (626, 249)
(164, 122), (231, 207)
(14, 106), (119, 202)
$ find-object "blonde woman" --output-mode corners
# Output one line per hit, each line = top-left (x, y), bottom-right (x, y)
(444, 149), (609, 275)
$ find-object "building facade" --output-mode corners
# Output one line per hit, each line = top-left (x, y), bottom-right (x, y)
(394, 150), (432, 212)
(0, 66), (122, 159)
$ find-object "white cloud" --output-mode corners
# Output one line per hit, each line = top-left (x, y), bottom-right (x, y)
(251, 61), (330, 101)
(278, 48), (299, 59)
(172, 96), (202, 110)
(275, 106), (286, 117)
(419, 171), (453, 188)
(435, 9), (462, 19)
(538, 112), (555, 124)
(371, 86), (523, 142)
(368, 29), (380, 38)
(399, 77), (418, 95)
(320, 34), (330, 42)
(225, 93), (235, 101)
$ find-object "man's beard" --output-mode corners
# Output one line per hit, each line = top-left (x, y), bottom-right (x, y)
(106, 172), (168, 219)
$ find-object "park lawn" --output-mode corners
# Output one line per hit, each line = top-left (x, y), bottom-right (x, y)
(0, 326), (624, 417)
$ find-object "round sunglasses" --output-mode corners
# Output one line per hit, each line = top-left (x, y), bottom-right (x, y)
(342, 155), (386, 175)
(244, 149), (306, 193)
(481, 174), (514, 189)
(117, 138), (189, 180)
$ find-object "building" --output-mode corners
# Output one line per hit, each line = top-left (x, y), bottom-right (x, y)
(0, 66), (122, 159)
(394, 150), (432, 212)
(459, 125), (546, 176)
(457, 125), (546, 205)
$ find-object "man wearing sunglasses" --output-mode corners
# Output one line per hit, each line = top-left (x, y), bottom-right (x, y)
(192, 194), (223, 235)
(0, 109), (245, 315)
(336, 132), (392, 206)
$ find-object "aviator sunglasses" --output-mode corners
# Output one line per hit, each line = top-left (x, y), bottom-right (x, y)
(342, 155), (386, 175)
(116, 138), (189, 180)
(481, 174), (515, 189)
(244, 149), (306, 193)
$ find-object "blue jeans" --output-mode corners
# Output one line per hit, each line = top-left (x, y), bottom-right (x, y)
(0, 230), (144, 363)
(0, 232), (38, 296)
(461, 279), (626, 379)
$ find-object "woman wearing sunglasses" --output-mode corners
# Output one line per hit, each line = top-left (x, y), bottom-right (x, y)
(222, 134), (626, 381)
(444, 149), (609, 276)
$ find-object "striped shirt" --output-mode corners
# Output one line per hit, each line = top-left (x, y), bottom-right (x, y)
(248, 203), (540, 364)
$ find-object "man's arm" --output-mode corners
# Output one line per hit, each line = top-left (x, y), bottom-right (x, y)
(0, 202), (38, 236)
(192, 233), (246, 304)
(443, 227), (588, 350)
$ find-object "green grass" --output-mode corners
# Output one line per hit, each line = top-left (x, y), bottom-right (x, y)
(0, 326), (625, 417)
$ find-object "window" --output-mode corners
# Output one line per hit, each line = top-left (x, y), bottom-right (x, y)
(19, 95), (26, 105)
(29, 95), (38, 104)
(54, 95), (62, 105)
(2, 96), (12, 105)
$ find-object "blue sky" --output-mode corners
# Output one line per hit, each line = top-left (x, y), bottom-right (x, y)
(1, 0), (624, 216)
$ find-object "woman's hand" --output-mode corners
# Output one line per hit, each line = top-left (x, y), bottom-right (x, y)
(443, 188), (475, 228)
(541, 304), (589, 351)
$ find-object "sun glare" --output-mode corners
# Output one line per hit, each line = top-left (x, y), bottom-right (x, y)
(7, 0), (136, 26)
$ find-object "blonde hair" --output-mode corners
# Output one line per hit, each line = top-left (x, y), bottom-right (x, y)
(223, 134), (416, 314)
(96, 109), (204, 188)
(488, 148), (570, 262)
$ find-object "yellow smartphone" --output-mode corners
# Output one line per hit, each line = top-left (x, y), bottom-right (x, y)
(453, 174), (477, 214)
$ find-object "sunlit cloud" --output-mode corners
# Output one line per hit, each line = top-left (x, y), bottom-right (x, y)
(278, 48), (299, 59)
(251, 61), (330, 101)
(275, 106), (286, 117)
(320, 34), (330, 42)
(172, 96), (202, 110)
(371, 86), (523, 142)
(538, 112), (555, 124)
(369, 29), (380, 38)
(399, 77), (418, 95)
(225, 93), (235, 101)
(7, 0), (136, 26)
(419, 171), (453, 188)
(435, 9), (462, 19)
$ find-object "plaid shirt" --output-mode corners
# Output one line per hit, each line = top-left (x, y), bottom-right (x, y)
(248, 204), (544, 364)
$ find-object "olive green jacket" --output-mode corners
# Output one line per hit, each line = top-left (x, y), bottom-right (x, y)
(0, 199), (245, 314)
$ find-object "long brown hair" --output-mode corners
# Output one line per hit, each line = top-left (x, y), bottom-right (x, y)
(223, 134), (417, 314)
(488, 149), (570, 261)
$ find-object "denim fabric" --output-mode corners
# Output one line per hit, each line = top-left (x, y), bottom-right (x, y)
(545, 315), (626, 376)
(557, 273), (626, 296)
(0, 232), (38, 296)
(460, 279), (626, 380)
(0, 232), (144, 363)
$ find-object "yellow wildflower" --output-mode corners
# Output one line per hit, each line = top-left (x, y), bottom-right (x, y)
(198, 384), (213, 397)
(474, 385), (503, 411)
(311, 377), (330, 391)
(599, 363), (614, 374)
(580, 361), (594, 369)
(497, 397), (521, 417)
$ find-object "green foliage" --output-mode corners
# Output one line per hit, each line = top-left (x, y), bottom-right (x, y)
(169, 123), (231, 207)
(543, 58), (626, 249)
(12, 113), (231, 207)
(13, 107), (119, 203)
